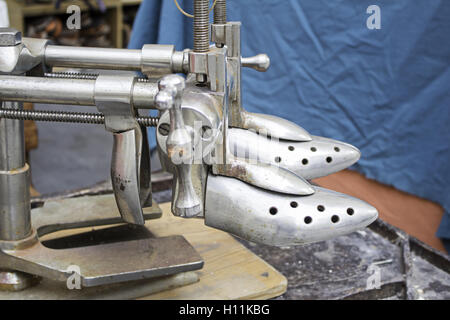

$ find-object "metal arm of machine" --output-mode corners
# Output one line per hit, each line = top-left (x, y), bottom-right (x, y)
(44, 44), (188, 78)
(0, 75), (158, 109)
(43, 43), (272, 78)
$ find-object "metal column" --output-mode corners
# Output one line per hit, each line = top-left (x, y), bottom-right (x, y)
(0, 101), (31, 241)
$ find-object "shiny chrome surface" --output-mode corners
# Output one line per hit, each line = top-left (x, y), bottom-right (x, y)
(156, 89), (223, 165)
(95, 74), (138, 132)
(241, 54), (270, 72)
(216, 57), (314, 196)
(155, 66), (315, 197)
(142, 44), (176, 78)
(44, 43), (187, 74)
(0, 101), (25, 170)
(0, 164), (31, 241)
(0, 28), (21, 46)
(45, 45), (143, 71)
(229, 128), (361, 180)
(211, 21), (313, 142)
(95, 75), (153, 225)
(111, 129), (146, 225)
(0, 32), (48, 75)
(156, 83), (222, 218)
(0, 102), (31, 241)
(205, 174), (378, 246)
(0, 75), (158, 109)
(242, 111), (312, 142)
(156, 75), (202, 217)
(0, 75), (96, 105)
(213, 156), (315, 196)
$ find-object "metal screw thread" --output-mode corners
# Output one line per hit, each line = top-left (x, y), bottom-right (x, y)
(193, 0), (209, 53)
(0, 109), (159, 127)
(214, 0), (226, 24)
(46, 72), (151, 83)
(44, 72), (99, 80)
(136, 77), (152, 83)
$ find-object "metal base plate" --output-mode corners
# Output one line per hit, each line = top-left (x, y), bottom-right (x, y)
(0, 194), (204, 289)
(31, 194), (162, 237)
(0, 271), (200, 300)
(6, 234), (203, 287)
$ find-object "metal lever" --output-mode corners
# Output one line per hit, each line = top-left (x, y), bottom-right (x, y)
(111, 128), (145, 225)
(111, 124), (152, 225)
(241, 54), (270, 72)
(155, 75), (202, 217)
(95, 75), (151, 225)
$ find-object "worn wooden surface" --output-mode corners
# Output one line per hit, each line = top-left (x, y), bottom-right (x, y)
(141, 202), (287, 300)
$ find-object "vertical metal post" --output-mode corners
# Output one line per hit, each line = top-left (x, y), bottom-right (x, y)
(193, 0), (209, 83)
(193, 0), (209, 53)
(0, 29), (36, 291)
(213, 0), (226, 24)
(0, 101), (31, 241)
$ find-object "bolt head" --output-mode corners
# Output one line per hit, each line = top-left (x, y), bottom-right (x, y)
(0, 28), (22, 46)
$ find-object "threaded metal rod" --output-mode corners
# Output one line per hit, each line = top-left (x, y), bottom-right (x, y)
(213, 0), (226, 24)
(44, 72), (99, 80)
(45, 72), (151, 83)
(193, 0), (209, 53)
(0, 109), (159, 127)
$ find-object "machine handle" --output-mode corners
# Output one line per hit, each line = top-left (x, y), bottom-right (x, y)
(155, 75), (202, 217)
(241, 54), (270, 72)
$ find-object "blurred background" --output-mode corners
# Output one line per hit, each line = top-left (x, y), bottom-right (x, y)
(1, 0), (449, 255)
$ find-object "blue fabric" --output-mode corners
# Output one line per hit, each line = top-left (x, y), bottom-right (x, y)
(129, 0), (450, 250)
